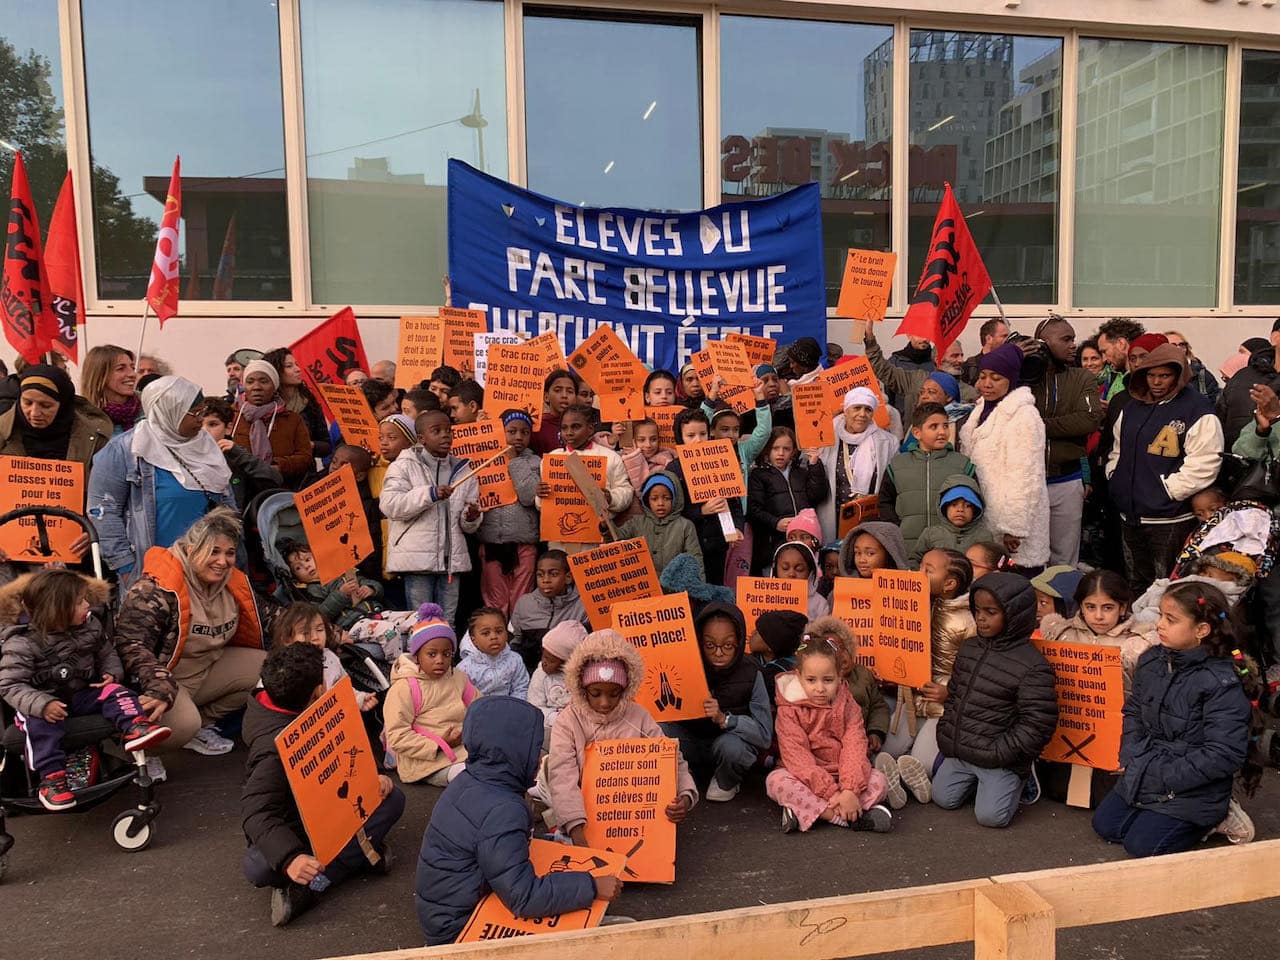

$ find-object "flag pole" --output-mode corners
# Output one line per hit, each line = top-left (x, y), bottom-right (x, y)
(136, 301), (152, 362)
(988, 287), (1008, 323)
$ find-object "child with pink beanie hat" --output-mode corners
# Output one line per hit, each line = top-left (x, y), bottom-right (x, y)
(527, 620), (587, 744)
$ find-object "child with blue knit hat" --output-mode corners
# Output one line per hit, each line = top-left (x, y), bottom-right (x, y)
(910, 474), (992, 566)
(616, 470), (703, 577)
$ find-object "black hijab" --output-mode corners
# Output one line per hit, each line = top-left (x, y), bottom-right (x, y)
(16, 365), (77, 460)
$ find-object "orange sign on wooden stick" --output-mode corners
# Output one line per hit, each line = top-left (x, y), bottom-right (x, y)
(736, 576), (808, 640)
(691, 349), (752, 415)
(677, 439), (746, 503)
(569, 538), (661, 631)
(705, 339), (755, 387)
(482, 341), (545, 428)
(611, 592), (711, 724)
(540, 453), (607, 543)
(582, 738), (679, 883)
(440, 306), (488, 375)
(295, 463), (375, 582)
(0, 456), (84, 563)
(817, 356), (891, 430)
(1032, 639), (1124, 771)
(449, 420), (517, 511)
(871, 570), (932, 687)
(456, 838), (625, 942)
(274, 677), (383, 865)
(316, 383), (381, 455)
(569, 326), (648, 410)
(395, 315), (444, 388)
(832, 577), (877, 672)
(836, 248), (897, 321)
(791, 381), (834, 449)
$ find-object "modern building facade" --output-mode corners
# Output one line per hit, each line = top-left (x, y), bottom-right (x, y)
(1, 0), (1278, 386)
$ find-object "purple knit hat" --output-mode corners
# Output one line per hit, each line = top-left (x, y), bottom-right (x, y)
(976, 342), (1023, 384)
(408, 603), (457, 656)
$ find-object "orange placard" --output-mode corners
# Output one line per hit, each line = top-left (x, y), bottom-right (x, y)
(726, 332), (776, 369)
(838, 496), (880, 540)
(456, 838), (625, 942)
(295, 463), (375, 582)
(736, 576), (808, 640)
(440, 306), (488, 375)
(677, 439), (746, 503)
(691, 349), (752, 415)
(791, 381), (834, 449)
(395, 315), (445, 388)
(582, 738), (679, 883)
(569, 538), (661, 631)
(832, 577), (877, 672)
(646, 404), (686, 448)
(836, 248), (897, 322)
(705, 339), (754, 387)
(1032, 639), (1124, 770)
(527, 330), (569, 373)
(449, 420), (517, 511)
(482, 341), (545, 429)
(871, 570), (932, 687)
(540, 453), (607, 543)
(817, 356), (891, 430)
(0, 456), (84, 563)
(274, 677), (383, 865)
(569, 325), (648, 417)
(316, 383), (381, 456)
(611, 592), (712, 724)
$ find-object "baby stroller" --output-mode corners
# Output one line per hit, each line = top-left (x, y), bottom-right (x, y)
(0, 507), (162, 879)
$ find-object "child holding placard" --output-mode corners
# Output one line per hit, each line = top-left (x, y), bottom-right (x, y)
(545, 629), (698, 844)
(667, 408), (745, 587)
(1039, 570), (1157, 692)
(748, 427), (830, 573)
(476, 410), (542, 619)
(616, 474), (702, 578)
(279, 540), (385, 631)
(767, 633), (892, 833)
(536, 405), (633, 536)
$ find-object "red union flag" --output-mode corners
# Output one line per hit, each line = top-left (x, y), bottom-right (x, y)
(897, 183), (992, 355)
(44, 172), (84, 362)
(2, 152), (55, 365)
(289, 307), (370, 419)
(146, 156), (182, 325)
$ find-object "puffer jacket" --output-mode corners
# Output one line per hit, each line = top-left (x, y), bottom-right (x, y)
(0, 397), (112, 477)
(382, 654), (478, 783)
(921, 593), (975, 718)
(1029, 363), (1103, 480)
(774, 672), (871, 801)
(416, 697), (596, 945)
(678, 602), (772, 748)
(909, 474), (993, 566)
(380, 446), (478, 574)
(1038, 612), (1157, 694)
(547, 629), (698, 832)
(877, 446), (975, 550)
(936, 572), (1058, 778)
(1217, 345), (1280, 450)
(1115, 644), (1251, 827)
(240, 690), (309, 874)
(476, 448), (541, 545)
(617, 471), (703, 577)
(838, 520), (909, 577)
(747, 457), (830, 565)
(0, 576), (115, 718)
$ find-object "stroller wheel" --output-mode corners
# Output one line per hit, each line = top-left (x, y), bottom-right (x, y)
(111, 810), (154, 851)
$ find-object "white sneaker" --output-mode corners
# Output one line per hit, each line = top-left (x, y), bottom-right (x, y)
(183, 724), (235, 756)
(1213, 799), (1255, 844)
(875, 752), (907, 810)
(145, 757), (168, 783)
(705, 780), (739, 802)
(896, 755), (932, 804)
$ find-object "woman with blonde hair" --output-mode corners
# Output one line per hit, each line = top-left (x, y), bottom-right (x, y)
(80, 344), (139, 435)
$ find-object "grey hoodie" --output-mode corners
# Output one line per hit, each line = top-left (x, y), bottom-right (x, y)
(838, 521), (909, 577)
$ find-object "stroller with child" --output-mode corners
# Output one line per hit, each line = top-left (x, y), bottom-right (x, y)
(0, 507), (162, 878)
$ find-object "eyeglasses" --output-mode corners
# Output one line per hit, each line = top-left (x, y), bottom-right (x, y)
(701, 642), (739, 655)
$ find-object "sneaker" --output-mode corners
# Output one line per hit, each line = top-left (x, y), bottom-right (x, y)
(1021, 766), (1042, 805)
(145, 756), (168, 783)
(124, 720), (172, 753)
(853, 804), (893, 833)
(896, 755), (932, 804)
(270, 884), (317, 927)
(705, 780), (740, 802)
(875, 752), (907, 810)
(781, 806), (799, 834)
(183, 724), (235, 756)
(37, 771), (76, 811)
(1213, 799), (1255, 845)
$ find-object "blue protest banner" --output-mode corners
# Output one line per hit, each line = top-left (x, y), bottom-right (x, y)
(446, 161), (826, 373)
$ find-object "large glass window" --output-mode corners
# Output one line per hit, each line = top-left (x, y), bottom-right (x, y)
(1235, 49), (1280, 306)
(524, 11), (701, 211)
(301, 0), (506, 306)
(721, 16), (892, 307)
(908, 30), (1062, 305)
(1, 3), (64, 228)
(82, 1), (290, 302)
(1073, 38), (1225, 308)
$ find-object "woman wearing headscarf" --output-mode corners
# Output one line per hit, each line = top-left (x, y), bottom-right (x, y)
(230, 359), (313, 487)
(817, 387), (898, 543)
(0, 364), (111, 469)
(88, 377), (235, 586)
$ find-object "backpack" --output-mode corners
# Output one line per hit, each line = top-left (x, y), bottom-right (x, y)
(382, 674), (478, 769)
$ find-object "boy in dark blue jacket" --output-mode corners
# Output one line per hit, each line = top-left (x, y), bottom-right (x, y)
(416, 696), (622, 944)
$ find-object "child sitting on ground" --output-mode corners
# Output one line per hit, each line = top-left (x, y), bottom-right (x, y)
(527, 620), (587, 745)
(240, 643), (404, 926)
(811, 616), (890, 757)
(909, 475), (992, 566)
(1030, 565), (1084, 625)
(768, 633), (892, 833)
(1039, 570), (1156, 691)
(415, 696), (620, 945)
(816, 542), (841, 600)
(1132, 548), (1257, 622)
(616, 473), (703, 578)
(933, 572), (1058, 827)
(771, 542), (832, 619)
(546, 629), (698, 844)
(660, 603), (772, 802)
(458, 607), (529, 700)
(274, 601), (379, 711)
(510, 550), (588, 674)
(383, 605), (478, 786)
(0, 570), (171, 810)
(749, 610), (808, 708)
(879, 402), (975, 555)
(280, 540), (385, 631)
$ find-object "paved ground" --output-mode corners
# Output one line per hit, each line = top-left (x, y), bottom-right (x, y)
(2, 748), (1277, 960)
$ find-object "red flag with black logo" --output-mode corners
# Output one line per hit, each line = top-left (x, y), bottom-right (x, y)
(897, 183), (992, 356)
(289, 307), (370, 419)
(2, 152), (55, 365)
(44, 171), (84, 362)
(146, 156), (182, 325)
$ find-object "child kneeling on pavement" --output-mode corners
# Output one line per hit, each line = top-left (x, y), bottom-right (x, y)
(240, 643), (405, 926)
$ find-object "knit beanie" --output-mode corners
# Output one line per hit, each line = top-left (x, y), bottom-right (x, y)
(755, 610), (807, 659)
(581, 659), (628, 688)
(642, 473), (676, 504)
(408, 603), (457, 656)
(243, 359), (280, 389)
(543, 620), (588, 661)
(786, 509), (822, 545)
(976, 343), (1023, 384)
(382, 413), (417, 445)
(926, 370), (961, 403)
(755, 363), (777, 378)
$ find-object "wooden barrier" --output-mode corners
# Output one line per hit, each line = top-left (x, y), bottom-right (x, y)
(330, 839), (1280, 960)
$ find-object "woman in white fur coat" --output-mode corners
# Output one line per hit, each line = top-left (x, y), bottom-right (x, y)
(958, 344), (1050, 570)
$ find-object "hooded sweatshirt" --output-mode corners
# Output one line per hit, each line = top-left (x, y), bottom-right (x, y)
(1106, 344), (1224, 524)
(416, 697), (595, 945)
(616, 471), (703, 577)
(773, 672), (872, 801)
(772, 541), (833, 619)
(510, 585), (588, 659)
(838, 520), (909, 578)
(547, 630), (698, 832)
(681, 602), (772, 749)
(877, 444), (975, 551)
(909, 474), (993, 565)
(382, 654), (478, 783)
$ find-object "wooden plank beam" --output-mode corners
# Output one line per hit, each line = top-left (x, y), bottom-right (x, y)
(974, 883), (1056, 960)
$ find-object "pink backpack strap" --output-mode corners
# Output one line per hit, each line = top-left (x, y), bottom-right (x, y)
(409, 676), (461, 762)
(461, 678), (478, 707)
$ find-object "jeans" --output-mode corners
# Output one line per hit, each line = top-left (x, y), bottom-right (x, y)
(1047, 478), (1085, 567)
(404, 574), (461, 630)
(243, 785), (406, 889)
(663, 721), (759, 790)
(931, 757), (1024, 828)
(1121, 518), (1197, 595)
(1091, 790), (1206, 857)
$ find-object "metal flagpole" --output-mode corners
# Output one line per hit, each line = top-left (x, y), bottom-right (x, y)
(136, 301), (152, 363)
(988, 286), (1008, 323)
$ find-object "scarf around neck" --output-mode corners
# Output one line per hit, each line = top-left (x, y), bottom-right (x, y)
(836, 420), (887, 497)
(102, 394), (142, 431)
(237, 400), (284, 463)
